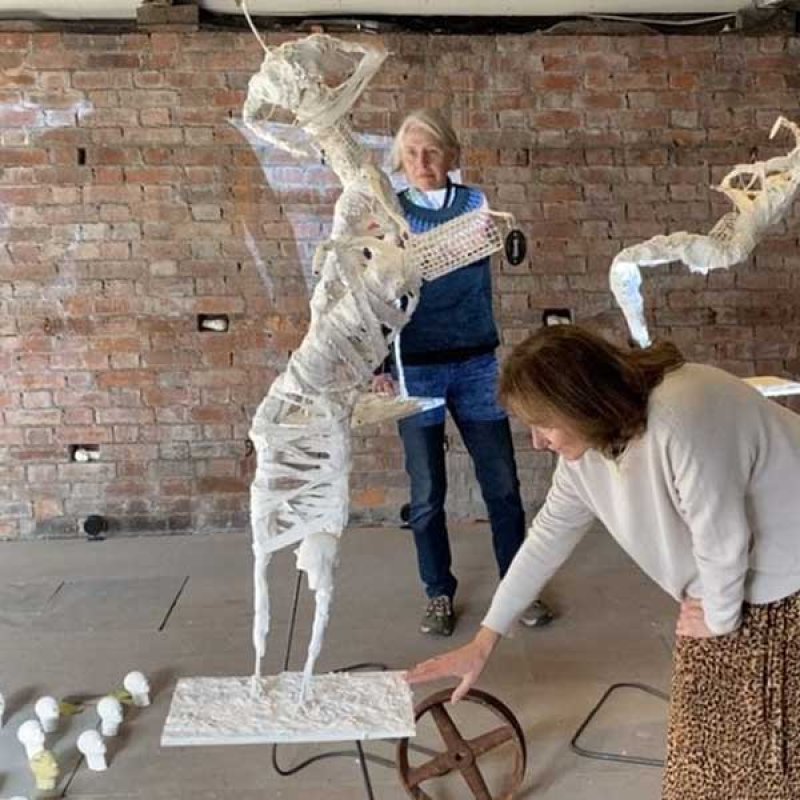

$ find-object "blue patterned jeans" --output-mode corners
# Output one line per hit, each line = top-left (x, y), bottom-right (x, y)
(397, 354), (526, 600)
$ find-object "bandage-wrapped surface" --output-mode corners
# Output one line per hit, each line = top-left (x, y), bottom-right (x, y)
(610, 116), (800, 347)
(239, 17), (514, 701)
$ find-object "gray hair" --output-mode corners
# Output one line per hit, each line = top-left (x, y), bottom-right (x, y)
(390, 109), (461, 172)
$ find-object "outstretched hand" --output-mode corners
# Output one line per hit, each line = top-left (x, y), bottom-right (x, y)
(406, 627), (500, 703)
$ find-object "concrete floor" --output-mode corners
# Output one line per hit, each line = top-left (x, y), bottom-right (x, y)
(0, 523), (677, 799)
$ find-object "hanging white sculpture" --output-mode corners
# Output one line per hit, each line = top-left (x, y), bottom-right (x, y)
(238, 16), (515, 703)
(610, 116), (800, 347)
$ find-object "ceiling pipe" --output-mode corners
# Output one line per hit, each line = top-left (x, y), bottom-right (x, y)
(0, 0), (756, 21)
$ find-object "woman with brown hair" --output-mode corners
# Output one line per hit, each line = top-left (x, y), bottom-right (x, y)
(408, 324), (800, 799)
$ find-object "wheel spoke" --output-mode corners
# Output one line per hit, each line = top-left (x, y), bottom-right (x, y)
(407, 752), (452, 788)
(469, 723), (514, 757)
(430, 703), (465, 749)
(460, 763), (492, 800)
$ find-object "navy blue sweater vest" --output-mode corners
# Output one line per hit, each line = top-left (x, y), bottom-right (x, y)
(397, 184), (499, 365)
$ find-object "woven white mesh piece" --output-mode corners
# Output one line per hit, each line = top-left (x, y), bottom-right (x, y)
(407, 209), (514, 280)
(610, 116), (800, 347)
(239, 22), (513, 701)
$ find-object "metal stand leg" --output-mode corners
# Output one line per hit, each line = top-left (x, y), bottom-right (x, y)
(569, 682), (669, 768)
(269, 570), (395, 799)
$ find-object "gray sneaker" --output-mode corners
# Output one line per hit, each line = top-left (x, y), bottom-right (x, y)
(520, 599), (555, 628)
(420, 595), (455, 637)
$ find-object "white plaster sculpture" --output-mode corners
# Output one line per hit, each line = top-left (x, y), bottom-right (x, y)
(239, 6), (515, 705)
(610, 116), (800, 346)
(97, 695), (123, 736)
(77, 730), (108, 772)
(29, 749), (59, 792)
(16, 719), (45, 759)
(34, 695), (60, 733)
(123, 671), (151, 707)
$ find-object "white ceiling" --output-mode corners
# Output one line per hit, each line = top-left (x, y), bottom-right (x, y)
(0, 0), (760, 20)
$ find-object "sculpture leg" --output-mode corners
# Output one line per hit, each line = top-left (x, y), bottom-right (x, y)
(251, 545), (273, 691)
(299, 586), (334, 704)
(295, 532), (340, 704)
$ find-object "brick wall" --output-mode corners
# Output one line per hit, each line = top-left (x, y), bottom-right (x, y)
(1, 29), (799, 538)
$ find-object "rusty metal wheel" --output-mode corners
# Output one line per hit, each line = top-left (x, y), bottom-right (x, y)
(396, 687), (527, 800)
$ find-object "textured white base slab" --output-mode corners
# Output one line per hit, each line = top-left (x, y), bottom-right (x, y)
(161, 671), (415, 746)
(744, 375), (800, 397)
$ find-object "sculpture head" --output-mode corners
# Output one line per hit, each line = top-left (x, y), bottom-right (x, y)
(17, 719), (45, 754)
(77, 730), (106, 759)
(30, 749), (59, 789)
(34, 696), (59, 730)
(243, 34), (387, 152)
(98, 696), (123, 725)
(242, 34), (386, 157)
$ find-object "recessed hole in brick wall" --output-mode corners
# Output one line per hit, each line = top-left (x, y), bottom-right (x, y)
(77, 147), (87, 165)
(70, 444), (100, 463)
(542, 308), (573, 326)
(198, 314), (229, 333)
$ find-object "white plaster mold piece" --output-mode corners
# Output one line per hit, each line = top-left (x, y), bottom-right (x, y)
(123, 671), (151, 707)
(610, 116), (800, 347)
(34, 696), (60, 733)
(77, 730), (108, 771)
(97, 695), (123, 736)
(743, 375), (800, 397)
(161, 672), (415, 746)
(16, 719), (45, 759)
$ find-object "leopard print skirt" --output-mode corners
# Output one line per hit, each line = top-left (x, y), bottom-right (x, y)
(662, 590), (800, 800)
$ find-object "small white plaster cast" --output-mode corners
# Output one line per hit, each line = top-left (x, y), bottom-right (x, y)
(77, 729), (108, 771)
(124, 671), (151, 706)
(34, 695), (60, 733)
(97, 695), (123, 736)
(610, 115), (800, 347)
(17, 719), (46, 759)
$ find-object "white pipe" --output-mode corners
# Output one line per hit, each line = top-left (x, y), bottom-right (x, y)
(0, 0), (753, 21)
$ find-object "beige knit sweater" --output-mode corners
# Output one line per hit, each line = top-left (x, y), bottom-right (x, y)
(483, 363), (800, 637)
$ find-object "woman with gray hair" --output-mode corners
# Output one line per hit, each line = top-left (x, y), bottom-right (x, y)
(374, 109), (553, 636)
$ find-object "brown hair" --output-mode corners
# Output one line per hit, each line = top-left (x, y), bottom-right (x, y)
(499, 326), (685, 457)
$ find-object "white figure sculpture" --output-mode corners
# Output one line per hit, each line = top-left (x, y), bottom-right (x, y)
(239, 9), (515, 704)
(34, 696), (60, 733)
(123, 671), (151, 706)
(610, 115), (800, 346)
(16, 719), (46, 759)
(77, 730), (108, 771)
(97, 695), (124, 736)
